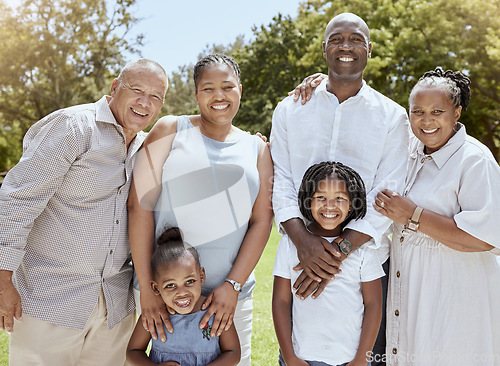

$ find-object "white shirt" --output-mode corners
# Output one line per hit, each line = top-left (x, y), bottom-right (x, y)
(270, 79), (409, 246)
(273, 235), (385, 365)
(386, 124), (500, 365)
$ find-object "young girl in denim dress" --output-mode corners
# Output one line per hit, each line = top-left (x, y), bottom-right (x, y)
(127, 227), (240, 366)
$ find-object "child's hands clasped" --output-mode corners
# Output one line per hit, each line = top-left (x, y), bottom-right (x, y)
(200, 281), (239, 338)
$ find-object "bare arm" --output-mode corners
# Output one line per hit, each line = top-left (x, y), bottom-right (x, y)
(207, 323), (241, 366)
(348, 279), (383, 366)
(272, 276), (309, 366)
(126, 315), (161, 366)
(374, 189), (494, 252)
(128, 116), (178, 341)
(201, 141), (274, 335)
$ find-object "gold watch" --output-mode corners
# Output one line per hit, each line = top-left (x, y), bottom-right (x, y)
(407, 206), (424, 232)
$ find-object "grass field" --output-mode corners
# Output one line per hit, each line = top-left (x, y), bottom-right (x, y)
(0, 226), (281, 365)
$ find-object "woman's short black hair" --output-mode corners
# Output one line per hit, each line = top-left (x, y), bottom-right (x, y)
(298, 161), (367, 226)
(193, 53), (240, 91)
(411, 67), (471, 111)
(151, 227), (201, 278)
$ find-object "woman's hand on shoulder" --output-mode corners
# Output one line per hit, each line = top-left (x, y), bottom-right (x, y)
(199, 282), (239, 338)
(140, 288), (173, 343)
(288, 73), (327, 104)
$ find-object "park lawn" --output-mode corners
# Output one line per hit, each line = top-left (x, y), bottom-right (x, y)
(0, 225), (281, 366)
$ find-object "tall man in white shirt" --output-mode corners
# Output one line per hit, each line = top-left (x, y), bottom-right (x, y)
(0, 59), (168, 366)
(270, 13), (409, 364)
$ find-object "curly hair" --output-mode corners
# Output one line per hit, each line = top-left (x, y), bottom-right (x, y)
(193, 53), (240, 91)
(298, 161), (366, 226)
(411, 67), (471, 111)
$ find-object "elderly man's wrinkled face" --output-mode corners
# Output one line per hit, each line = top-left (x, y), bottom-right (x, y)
(109, 66), (167, 136)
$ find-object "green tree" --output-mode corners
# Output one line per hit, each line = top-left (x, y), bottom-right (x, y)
(233, 13), (322, 136)
(162, 36), (246, 121)
(0, 0), (142, 170)
(231, 0), (500, 159)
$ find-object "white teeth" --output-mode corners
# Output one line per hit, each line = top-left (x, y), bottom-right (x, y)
(339, 57), (354, 62)
(175, 299), (190, 307)
(322, 213), (338, 218)
(132, 108), (146, 116)
(422, 128), (438, 133)
(212, 105), (229, 110)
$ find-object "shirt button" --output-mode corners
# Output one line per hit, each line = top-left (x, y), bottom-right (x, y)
(393, 348), (398, 355)
(395, 310), (400, 316)
(109, 250), (113, 254)
(116, 220), (119, 224)
(421, 158), (425, 163)
(400, 236), (404, 243)
(396, 271), (401, 278)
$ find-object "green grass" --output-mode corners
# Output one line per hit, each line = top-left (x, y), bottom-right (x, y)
(0, 226), (281, 365)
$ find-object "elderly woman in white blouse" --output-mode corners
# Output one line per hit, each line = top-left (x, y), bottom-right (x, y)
(374, 68), (500, 366)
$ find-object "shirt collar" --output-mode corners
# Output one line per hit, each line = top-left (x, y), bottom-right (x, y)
(315, 79), (369, 101)
(411, 122), (466, 169)
(98, 96), (118, 126)
(98, 95), (146, 153)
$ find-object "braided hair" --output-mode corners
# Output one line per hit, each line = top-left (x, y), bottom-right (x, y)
(151, 227), (201, 278)
(298, 161), (367, 226)
(411, 67), (471, 111)
(193, 54), (241, 91)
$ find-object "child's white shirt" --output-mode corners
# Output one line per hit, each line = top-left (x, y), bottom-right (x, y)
(272, 234), (385, 365)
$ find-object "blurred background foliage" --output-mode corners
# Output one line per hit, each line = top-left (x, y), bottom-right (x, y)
(0, 0), (499, 172)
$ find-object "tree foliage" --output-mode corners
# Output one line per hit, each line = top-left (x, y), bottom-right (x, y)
(161, 36), (246, 121)
(0, 0), (142, 170)
(232, 0), (500, 159)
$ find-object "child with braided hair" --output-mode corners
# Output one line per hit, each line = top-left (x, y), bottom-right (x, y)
(273, 161), (384, 366)
(374, 68), (500, 365)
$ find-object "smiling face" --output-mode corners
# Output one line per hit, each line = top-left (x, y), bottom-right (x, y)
(409, 85), (462, 154)
(195, 64), (242, 127)
(322, 13), (372, 83)
(151, 253), (205, 315)
(108, 64), (167, 137)
(309, 177), (351, 237)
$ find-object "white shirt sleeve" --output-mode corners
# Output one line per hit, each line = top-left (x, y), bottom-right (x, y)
(270, 101), (304, 233)
(359, 247), (386, 283)
(346, 110), (410, 248)
(272, 235), (293, 279)
(454, 154), (500, 249)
